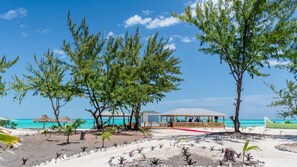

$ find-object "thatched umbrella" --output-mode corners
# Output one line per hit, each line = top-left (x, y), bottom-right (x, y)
(33, 115), (56, 129)
(59, 116), (73, 126)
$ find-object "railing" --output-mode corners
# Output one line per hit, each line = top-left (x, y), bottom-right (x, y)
(172, 122), (224, 128)
(142, 122), (224, 128)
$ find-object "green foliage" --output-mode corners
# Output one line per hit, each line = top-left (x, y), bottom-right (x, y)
(0, 56), (18, 96)
(242, 140), (259, 163)
(267, 80), (297, 119)
(63, 14), (182, 130)
(0, 120), (17, 129)
(115, 30), (183, 129)
(72, 118), (86, 132)
(11, 50), (74, 126)
(0, 130), (19, 145)
(174, 0), (297, 132)
(62, 125), (74, 144)
(140, 128), (150, 137)
(100, 131), (112, 148)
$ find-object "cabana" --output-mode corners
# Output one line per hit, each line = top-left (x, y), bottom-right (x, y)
(160, 108), (225, 128)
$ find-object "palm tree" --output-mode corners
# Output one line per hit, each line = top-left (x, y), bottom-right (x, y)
(0, 130), (19, 145)
(100, 132), (111, 148)
(242, 140), (260, 164)
(63, 125), (74, 144)
(72, 119), (86, 133)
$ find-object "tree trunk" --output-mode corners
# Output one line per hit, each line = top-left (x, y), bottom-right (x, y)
(133, 103), (141, 130)
(128, 109), (134, 130)
(233, 78), (243, 132)
(67, 133), (70, 144)
(102, 139), (105, 148)
(54, 110), (61, 127)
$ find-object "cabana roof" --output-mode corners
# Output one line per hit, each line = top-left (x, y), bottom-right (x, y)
(141, 110), (160, 115)
(100, 111), (132, 117)
(161, 108), (225, 117)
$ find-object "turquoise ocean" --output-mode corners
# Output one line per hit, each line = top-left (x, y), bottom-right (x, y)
(10, 118), (297, 129)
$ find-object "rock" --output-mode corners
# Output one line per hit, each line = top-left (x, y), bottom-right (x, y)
(223, 147), (236, 162)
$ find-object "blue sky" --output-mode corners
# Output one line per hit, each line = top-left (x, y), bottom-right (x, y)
(0, 0), (294, 119)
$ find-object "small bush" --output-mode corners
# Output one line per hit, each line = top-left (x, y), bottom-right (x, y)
(150, 158), (162, 165)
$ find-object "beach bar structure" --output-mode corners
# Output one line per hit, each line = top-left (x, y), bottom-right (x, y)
(160, 108), (225, 128)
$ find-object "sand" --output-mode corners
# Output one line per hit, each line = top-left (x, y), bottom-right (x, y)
(0, 131), (144, 167)
(1, 127), (297, 167)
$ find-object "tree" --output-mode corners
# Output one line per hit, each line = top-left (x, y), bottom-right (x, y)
(268, 80), (297, 119)
(63, 14), (120, 130)
(11, 50), (74, 127)
(100, 131), (111, 148)
(0, 56), (18, 96)
(117, 31), (182, 130)
(268, 39), (297, 118)
(62, 125), (74, 144)
(174, 0), (297, 132)
(72, 118), (87, 133)
(0, 55), (19, 148)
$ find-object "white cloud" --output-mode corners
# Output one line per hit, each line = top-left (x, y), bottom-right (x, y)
(20, 24), (27, 28)
(124, 15), (179, 29)
(21, 32), (28, 37)
(146, 16), (179, 29)
(53, 49), (65, 55)
(164, 43), (176, 50)
(142, 10), (153, 16)
(181, 36), (195, 43)
(107, 31), (114, 37)
(124, 15), (152, 28)
(0, 7), (27, 20)
(37, 29), (50, 33)
(267, 60), (291, 66)
(53, 49), (66, 58)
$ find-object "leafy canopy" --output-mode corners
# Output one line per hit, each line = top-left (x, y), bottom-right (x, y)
(12, 50), (73, 103)
(0, 56), (18, 96)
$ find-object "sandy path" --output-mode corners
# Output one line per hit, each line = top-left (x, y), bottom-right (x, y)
(39, 127), (297, 167)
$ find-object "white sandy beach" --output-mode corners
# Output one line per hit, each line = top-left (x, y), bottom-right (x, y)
(27, 127), (297, 167)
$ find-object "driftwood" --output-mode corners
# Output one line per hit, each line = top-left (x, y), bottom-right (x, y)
(80, 132), (86, 140)
(223, 147), (236, 162)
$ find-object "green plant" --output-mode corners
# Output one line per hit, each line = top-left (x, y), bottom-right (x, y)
(22, 157), (28, 165)
(151, 146), (156, 151)
(159, 144), (163, 149)
(245, 153), (253, 161)
(141, 153), (146, 161)
(81, 146), (88, 152)
(242, 140), (260, 164)
(150, 158), (162, 165)
(72, 119), (86, 133)
(140, 128), (150, 137)
(129, 150), (134, 157)
(100, 131), (112, 148)
(9, 122), (17, 129)
(0, 130), (19, 145)
(118, 156), (126, 165)
(107, 128), (116, 134)
(0, 120), (17, 129)
(56, 152), (62, 159)
(63, 125), (74, 144)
